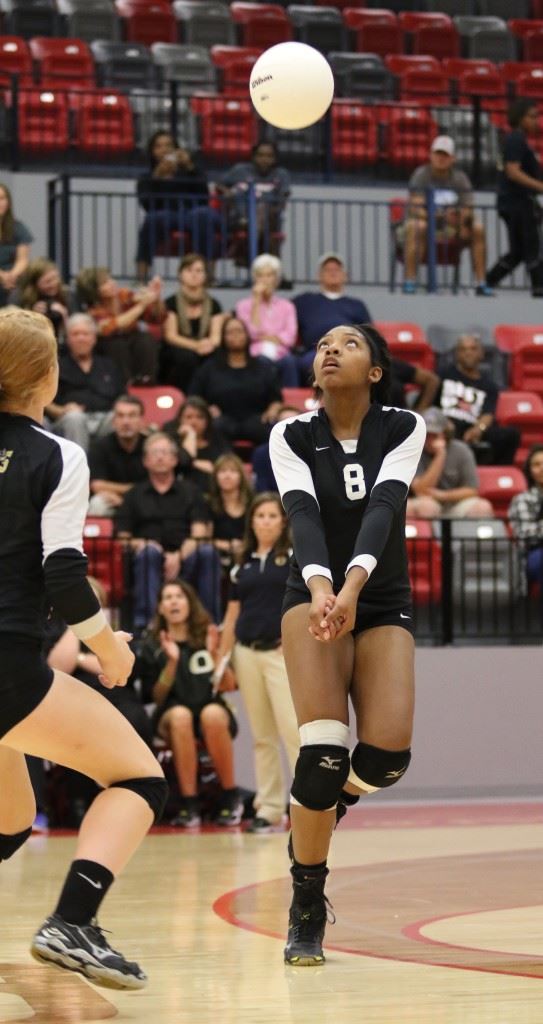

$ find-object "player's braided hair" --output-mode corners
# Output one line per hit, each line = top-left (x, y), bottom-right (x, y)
(354, 323), (391, 404)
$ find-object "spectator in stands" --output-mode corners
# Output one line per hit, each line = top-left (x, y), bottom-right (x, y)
(136, 131), (221, 282)
(235, 253), (298, 387)
(163, 395), (231, 493)
(162, 254), (224, 392)
(88, 394), (147, 516)
(252, 403), (302, 493)
(46, 313), (123, 452)
(391, 357), (440, 411)
(486, 101), (543, 297)
(216, 493), (299, 833)
(293, 253), (372, 383)
(116, 431), (221, 628)
(218, 141), (290, 264)
(77, 266), (165, 385)
(208, 453), (254, 576)
(137, 580), (242, 828)
(17, 258), (70, 342)
(188, 315), (283, 445)
(399, 136), (493, 297)
(508, 445), (543, 608)
(0, 183), (32, 306)
(406, 407), (494, 519)
(436, 334), (520, 465)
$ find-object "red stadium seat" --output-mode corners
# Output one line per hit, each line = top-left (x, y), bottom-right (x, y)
(331, 99), (379, 168)
(385, 54), (439, 76)
(0, 36), (32, 87)
(29, 36), (94, 88)
(127, 384), (184, 427)
(374, 320), (428, 344)
(501, 61), (542, 88)
(230, 3), (293, 47)
(398, 11), (452, 32)
(399, 68), (449, 107)
(477, 466), (526, 518)
(458, 67), (506, 112)
(412, 25), (460, 60)
(15, 88), (69, 150)
(524, 29), (543, 62)
(116, 0), (177, 45)
(405, 519), (441, 604)
(441, 57), (494, 81)
(381, 105), (438, 168)
(343, 9), (402, 58)
(375, 321), (434, 370)
(508, 18), (543, 55)
(346, 19), (401, 57)
(191, 93), (257, 161)
(516, 69), (543, 102)
(83, 519), (125, 605)
(510, 345), (543, 397)
(281, 387), (319, 411)
(494, 324), (543, 352)
(71, 89), (134, 153)
(210, 44), (261, 94)
(496, 391), (543, 467)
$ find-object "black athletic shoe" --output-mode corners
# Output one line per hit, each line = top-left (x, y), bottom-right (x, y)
(284, 869), (334, 967)
(31, 914), (147, 990)
(216, 789), (244, 826)
(246, 816), (273, 834)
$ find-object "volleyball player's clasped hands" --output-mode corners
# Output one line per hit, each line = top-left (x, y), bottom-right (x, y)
(97, 631), (136, 688)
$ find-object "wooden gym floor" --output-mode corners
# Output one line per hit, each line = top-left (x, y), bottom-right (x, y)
(1, 800), (543, 1023)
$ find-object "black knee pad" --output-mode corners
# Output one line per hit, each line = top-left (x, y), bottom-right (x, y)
(291, 745), (350, 812)
(0, 826), (32, 862)
(110, 776), (169, 823)
(350, 742), (411, 793)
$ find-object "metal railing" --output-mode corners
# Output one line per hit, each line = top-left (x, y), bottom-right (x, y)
(48, 174), (529, 292)
(2, 78), (511, 187)
(83, 526), (543, 647)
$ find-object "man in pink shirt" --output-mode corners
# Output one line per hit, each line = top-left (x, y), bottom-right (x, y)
(236, 254), (298, 386)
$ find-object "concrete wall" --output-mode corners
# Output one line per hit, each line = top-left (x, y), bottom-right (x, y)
(229, 645), (543, 802)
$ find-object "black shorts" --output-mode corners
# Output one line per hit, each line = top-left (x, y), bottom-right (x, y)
(0, 638), (55, 739)
(281, 585), (415, 638)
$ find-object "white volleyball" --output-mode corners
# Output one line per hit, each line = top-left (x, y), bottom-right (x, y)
(249, 42), (334, 131)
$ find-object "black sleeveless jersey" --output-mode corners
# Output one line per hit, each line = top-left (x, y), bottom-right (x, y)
(269, 403), (426, 608)
(0, 412), (100, 641)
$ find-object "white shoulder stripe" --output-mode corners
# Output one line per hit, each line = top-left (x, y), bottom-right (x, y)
(36, 429), (90, 563)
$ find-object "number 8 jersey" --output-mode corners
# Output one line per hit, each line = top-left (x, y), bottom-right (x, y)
(269, 404), (426, 608)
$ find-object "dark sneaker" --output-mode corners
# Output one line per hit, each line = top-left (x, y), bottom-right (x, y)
(246, 816), (273, 834)
(31, 914), (147, 990)
(216, 790), (244, 827)
(284, 868), (334, 967)
(171, 805), (201, 828)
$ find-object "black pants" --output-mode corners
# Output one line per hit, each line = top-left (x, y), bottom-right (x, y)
(215, 414), (272, 445)
(97, 331), (158, 386)
(486, 201), (543, 293)
(459, 423), (521, 465)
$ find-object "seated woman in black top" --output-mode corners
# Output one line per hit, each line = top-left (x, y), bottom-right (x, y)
(163, 395), (231, 492)
(162, 253), (224, 391)
(208, 452), (254, 568)
(188, 315), (283, 445)
(137, 580), (241, 828)
(136, 132), (222, 282)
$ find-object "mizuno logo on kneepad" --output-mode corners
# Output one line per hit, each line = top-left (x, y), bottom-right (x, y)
(319, 756), (343, 770)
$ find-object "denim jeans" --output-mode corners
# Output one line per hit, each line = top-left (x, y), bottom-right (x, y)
(132, 542), (223, 630)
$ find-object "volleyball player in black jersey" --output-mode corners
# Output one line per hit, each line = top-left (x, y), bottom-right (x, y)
(269, 323), (426, 966)
(0, 307), (167, 989)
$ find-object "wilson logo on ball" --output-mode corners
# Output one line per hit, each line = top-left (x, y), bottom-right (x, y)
(249, 41), (334, 131)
